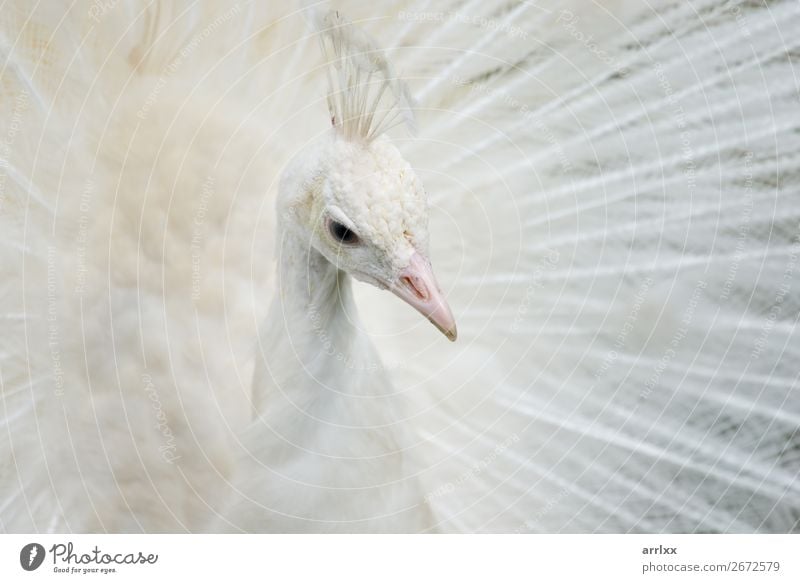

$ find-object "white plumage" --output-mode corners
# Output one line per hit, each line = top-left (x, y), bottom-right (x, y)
(1, 0), (798, 533)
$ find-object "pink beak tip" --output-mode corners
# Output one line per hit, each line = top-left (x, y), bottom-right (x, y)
(391, 252), (458, 342)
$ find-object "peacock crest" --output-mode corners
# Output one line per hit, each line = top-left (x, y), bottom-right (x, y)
(310, 9), (416, 142)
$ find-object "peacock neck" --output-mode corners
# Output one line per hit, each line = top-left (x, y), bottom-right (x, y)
(250, 225), (389, 416)
(235, 223), (432, 531)
(274, 227), (355, 345)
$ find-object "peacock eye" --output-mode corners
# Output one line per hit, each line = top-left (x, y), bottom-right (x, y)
(328, 219), (359, 245)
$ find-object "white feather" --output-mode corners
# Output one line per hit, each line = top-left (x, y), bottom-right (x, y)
(0, 0), (798, 533)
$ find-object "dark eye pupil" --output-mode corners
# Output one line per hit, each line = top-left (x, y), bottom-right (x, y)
(330, 221), (358, 244)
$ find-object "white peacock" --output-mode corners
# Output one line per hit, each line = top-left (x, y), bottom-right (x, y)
(0, 1), (798, 533)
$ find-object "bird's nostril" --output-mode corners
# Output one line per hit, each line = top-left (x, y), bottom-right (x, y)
(402, 275), (428, 301)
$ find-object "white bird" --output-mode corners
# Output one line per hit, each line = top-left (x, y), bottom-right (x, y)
(1, 0), (798, 533)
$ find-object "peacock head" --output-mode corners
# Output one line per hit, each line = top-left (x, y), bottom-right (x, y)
(281, 133), (456, 342)
(277, 9), (456, 341)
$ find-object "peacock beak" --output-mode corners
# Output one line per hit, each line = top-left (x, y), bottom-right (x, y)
(390, 252), (457, 341)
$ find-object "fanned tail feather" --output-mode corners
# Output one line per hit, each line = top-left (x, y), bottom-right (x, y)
(1, 0), (798, 533)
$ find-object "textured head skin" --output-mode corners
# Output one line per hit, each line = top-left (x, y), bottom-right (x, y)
(282, 134), (429, 289)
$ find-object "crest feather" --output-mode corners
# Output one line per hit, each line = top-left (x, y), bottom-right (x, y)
(309, 9), (415, 142)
